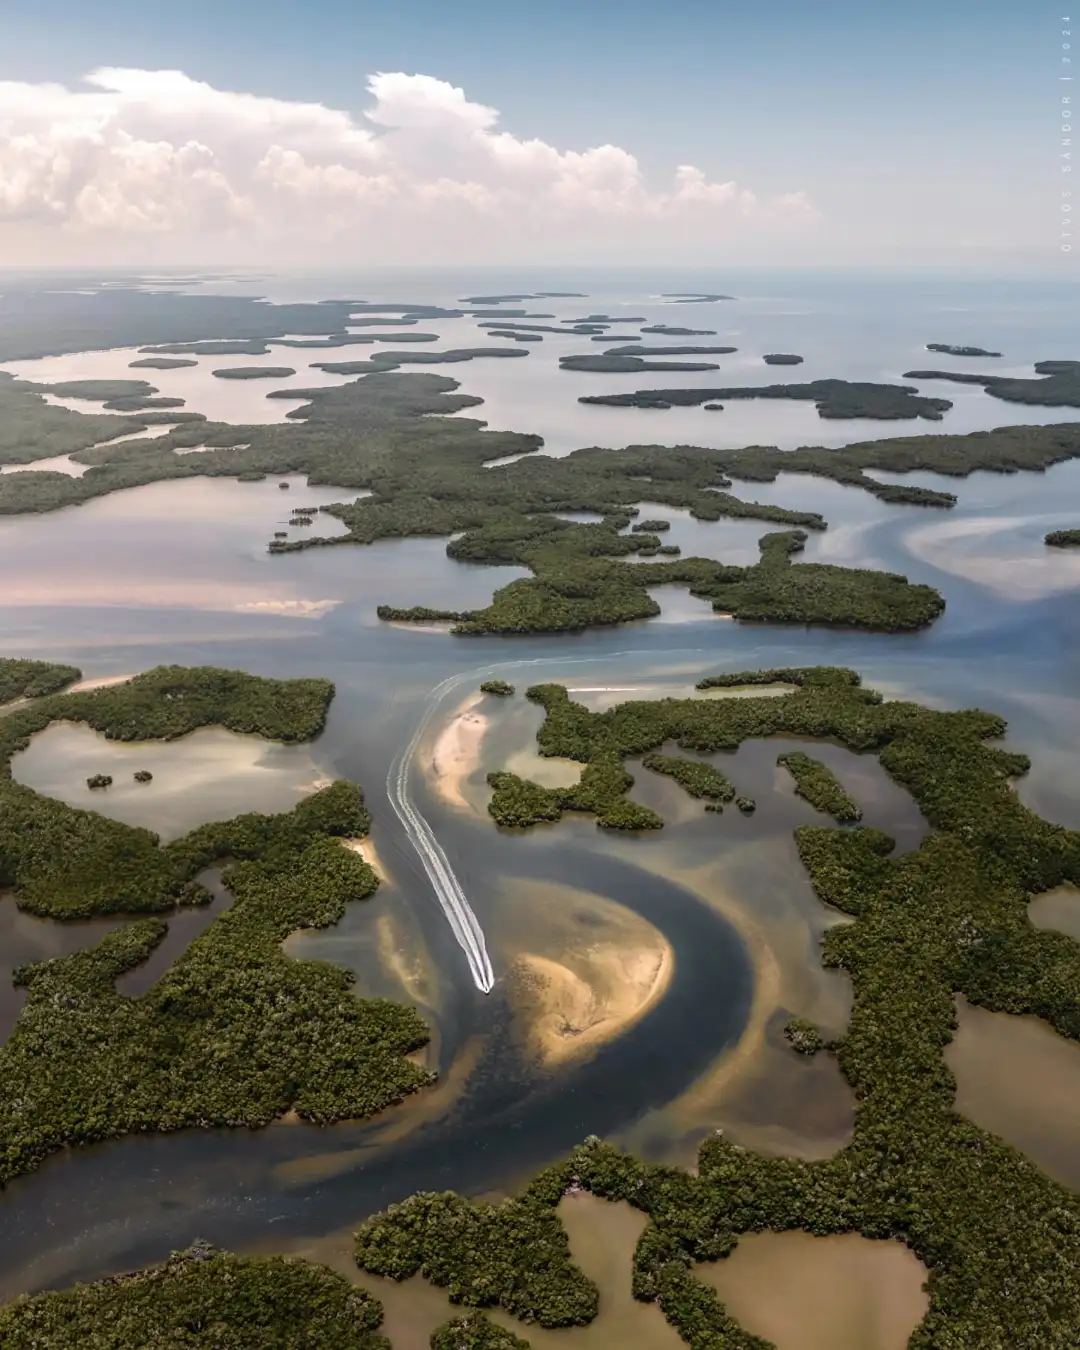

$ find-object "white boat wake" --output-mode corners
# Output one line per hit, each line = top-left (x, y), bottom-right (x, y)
(387, 648), (720, 995)
(387, 673), (495, 993)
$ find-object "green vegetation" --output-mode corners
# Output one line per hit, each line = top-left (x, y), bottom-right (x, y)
(632, 519), (672, 531)
(0, 790), (431, 1181)
(431, 1313), (530, 1349)
(560, 354), (722, 373)
(481, 680), (516, 696)
(0, 283), (470, 362)
(0, 374), (134, 466)
(358, 665), (1080, 1347)
(0, 1244), (391, 1349)
(0, 662), (432, 1181)
(104, 395), (186, 412)
(146, 340), (275, 356)
(5, 359), (1080, 633)
(354, 1185), (598, 1328)
(783, 1016), (824, 1054)
(41, 379), (157, 401)
(0, 657), (80, 703)
(211, 366), (296, 380)
(133, 770), (153, 783)
(777, 750), (862, 821)
(763, 353), (803, 365)
(477, 323), (610, 336)
(640, 325), (717, 336)
(902, 359), (1080, 408)
(642, 753), (735, 805)
(309, 349), (529, 376)
(1047, 529), (1080, 547)
(459, 292), (585, 303)
(581, 379), (954, 420)
(86, 773), (112, 790)
(604, 345), (737, 357)
(0, 665), (334, 917)
(379, 524), (943, 637)
(926, 343), (1002, 357)
(128, 357), (199, 369)
(662, 292), (734, 302)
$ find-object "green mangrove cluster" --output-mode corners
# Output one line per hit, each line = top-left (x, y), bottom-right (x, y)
(579, 379), (954, 420)
(1046, 528), (1080, 547)
(0, 1244), (391, 1349)
(356, 664), (1080, 1348)
(901, 359), (1080, 408)
(0, 665), (333, 917)
(378, 524), (944, 636)
(0, 663), (432, 1183)
(777, 750), (862, 821)
(0, 657), (80, 704)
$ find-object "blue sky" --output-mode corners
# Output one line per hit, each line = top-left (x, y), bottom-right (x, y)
(0, 0), (1067, 265)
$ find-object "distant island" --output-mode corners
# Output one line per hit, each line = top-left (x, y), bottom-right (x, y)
(603, 345), (737, 357)
(560, 354), (722, 373)
(458, 291), (587, 303)
(641, 325), (717, 336)
(309, 348), (529, 376)
(211, 366), (297, 380)
(580, 378), (953, 420)
(661, 292), (734, 303)
(764, 353), (804, 365)
(901, 359), (1080, 408)
(926, 343), (1002, 357)
(1046, 529), (1080, 547)
(128, 357), (198, 370)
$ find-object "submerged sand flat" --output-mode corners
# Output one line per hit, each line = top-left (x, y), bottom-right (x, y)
(700, 1229), (929, 1350)
(905, 514), (1080, 600)
(946, 995), (1080, 1192)
(610, 831), (856, 1167)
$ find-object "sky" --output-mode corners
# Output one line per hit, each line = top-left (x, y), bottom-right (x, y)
(0, 0), (1067, 268)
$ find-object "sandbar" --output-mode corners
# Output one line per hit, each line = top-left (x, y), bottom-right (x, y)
(513, 943), (673, 1068)
(429, 692), (489, 810)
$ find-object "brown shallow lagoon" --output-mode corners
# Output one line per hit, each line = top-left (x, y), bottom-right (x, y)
(699, 1229), (929, 1350)
(946, 995), (1080, 1193)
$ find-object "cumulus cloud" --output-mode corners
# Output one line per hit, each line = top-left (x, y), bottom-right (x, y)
(0, 67), (818, 261)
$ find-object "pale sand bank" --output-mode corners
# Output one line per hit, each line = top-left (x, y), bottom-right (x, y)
(67, 673), (136, 693)
(429, 692), (489, 810)
(513, 943), (673, 1069)
(497, 878), (674, 1069)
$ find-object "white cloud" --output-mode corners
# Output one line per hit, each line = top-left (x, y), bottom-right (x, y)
(0, 67), (818, 262)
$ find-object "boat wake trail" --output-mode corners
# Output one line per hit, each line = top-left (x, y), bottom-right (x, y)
(387, 674), (495, 993)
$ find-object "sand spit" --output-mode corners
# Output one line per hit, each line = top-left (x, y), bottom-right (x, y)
(66, 673), (136, 693)
(497, 878), (675, 1069)
(429, 692), (489, 810)
(513, 943), (673, 1069)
